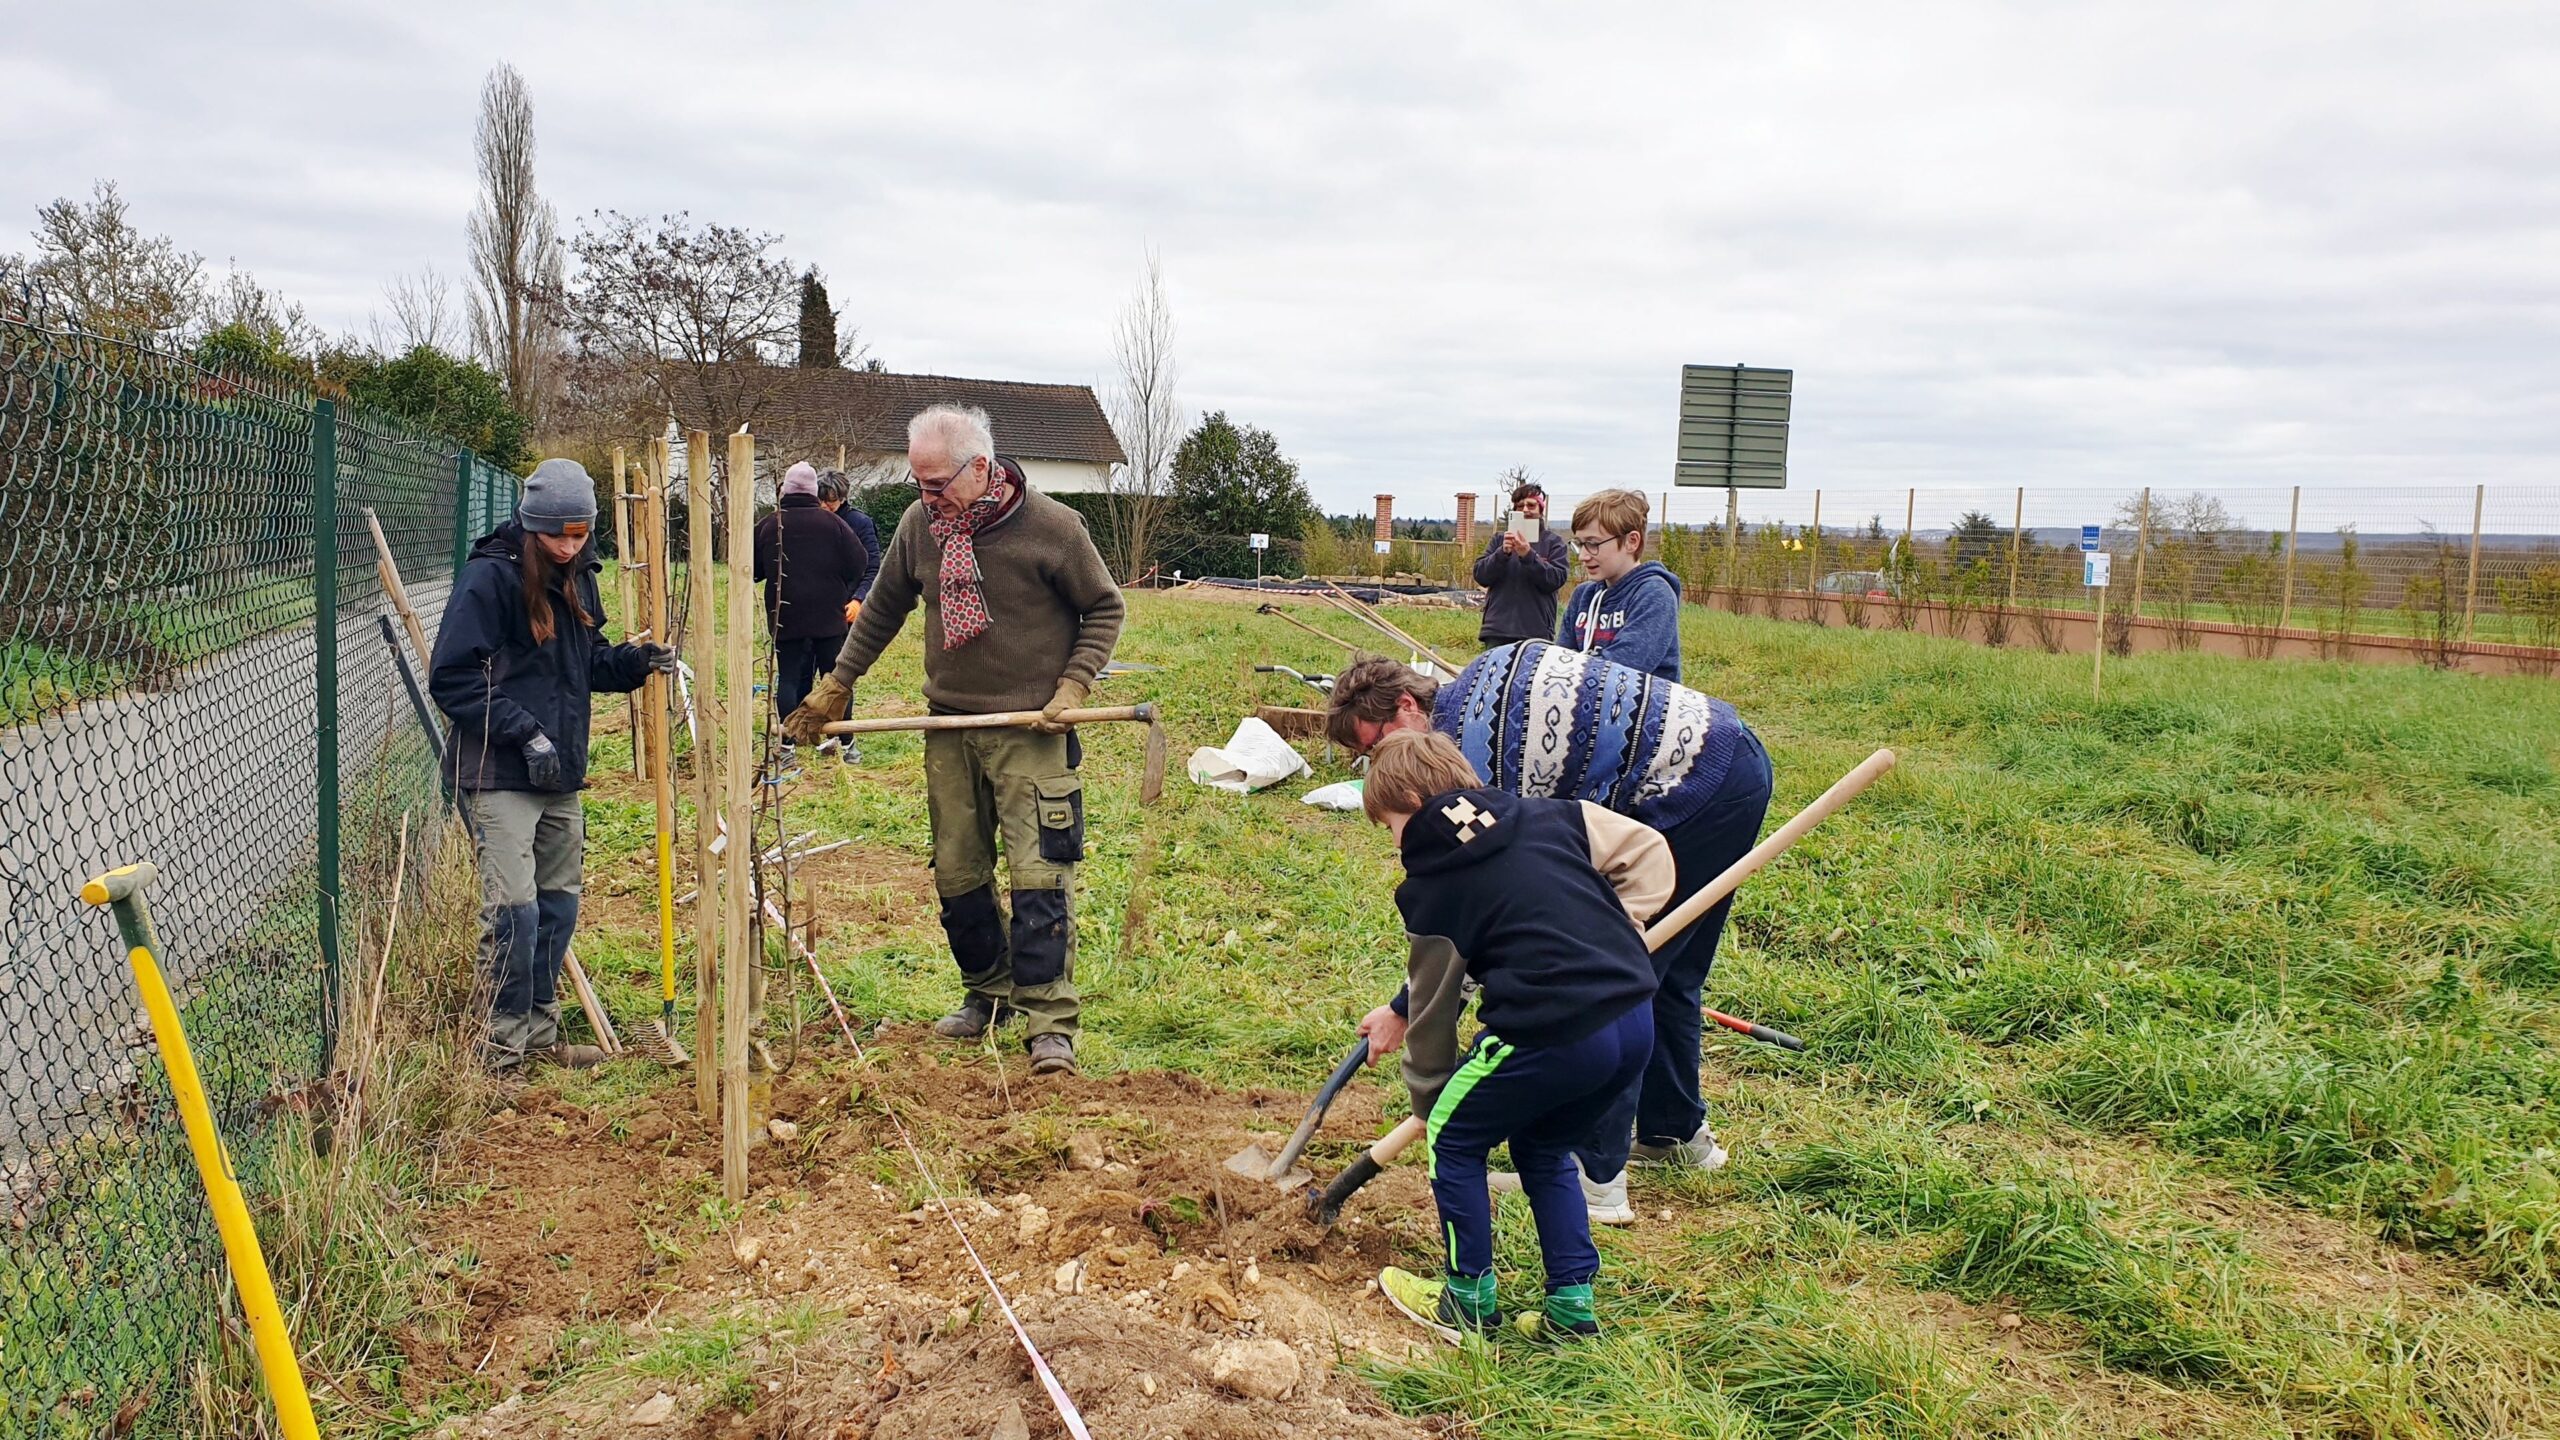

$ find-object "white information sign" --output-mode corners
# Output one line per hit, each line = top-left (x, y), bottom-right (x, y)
(1249, 532), (1270, 551)
(2084, 553), (2112, 588)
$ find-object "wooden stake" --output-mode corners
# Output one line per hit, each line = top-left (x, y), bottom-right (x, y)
(2279, 484), (2301, 632)
(1808, 488), (1823, 595)
(686, 430), (721, 1120)
(721, 429), (757, 1204)
(2463, 483), (2485, 642)
(2005, 486), (2024, 612)
(614, 447), (644, 777)
(642, 443), (684, 1061)
(2129, 485), (2151, 620)
(361, 508), (434, 667)
(1901, 488), (1915, 577)
(2092, 576), (2108, 700)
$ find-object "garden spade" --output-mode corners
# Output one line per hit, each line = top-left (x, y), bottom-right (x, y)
(1223, 1037), (1370, 1188)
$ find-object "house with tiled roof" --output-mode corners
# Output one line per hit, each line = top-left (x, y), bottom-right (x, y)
(665, 364), (1126, 495)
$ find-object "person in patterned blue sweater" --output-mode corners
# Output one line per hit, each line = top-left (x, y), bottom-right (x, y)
(1328, 640), (1774, 1223)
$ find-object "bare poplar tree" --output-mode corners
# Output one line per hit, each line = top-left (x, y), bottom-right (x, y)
(467, 64), (564, 425)
(373, 266), (458, 353)
(1104, 250), (1181, 581)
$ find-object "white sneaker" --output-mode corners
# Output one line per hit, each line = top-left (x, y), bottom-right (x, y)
(1630, 1121), (1729, 1172)
(1484, 1165), (1634, 1224)
(1580, 1168), (1637, 1225)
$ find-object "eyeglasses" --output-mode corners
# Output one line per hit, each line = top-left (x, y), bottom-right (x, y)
(908, 456), (981, 496)
(1571, 533), (1631, 556)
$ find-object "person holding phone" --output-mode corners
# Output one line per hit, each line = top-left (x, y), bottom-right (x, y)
(1470, 478), (1571, 650)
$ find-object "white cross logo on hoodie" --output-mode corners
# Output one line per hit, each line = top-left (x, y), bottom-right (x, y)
(1440, 796), (1498, 843)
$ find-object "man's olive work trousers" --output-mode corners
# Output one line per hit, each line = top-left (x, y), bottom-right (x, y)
(924, 726), (1085, 1040)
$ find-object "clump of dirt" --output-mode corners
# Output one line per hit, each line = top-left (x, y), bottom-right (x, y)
(420, 1031), (1456, 1438)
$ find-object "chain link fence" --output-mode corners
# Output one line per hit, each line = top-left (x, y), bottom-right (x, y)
(0, 295), (517, 1435)
(1538, 482), (2557, 674)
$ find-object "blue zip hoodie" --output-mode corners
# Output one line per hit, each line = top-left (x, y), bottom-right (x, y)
(1561, 560), (1683, 682)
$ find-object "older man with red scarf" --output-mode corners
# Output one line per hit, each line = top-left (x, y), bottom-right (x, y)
(782, 403), (1124, 1075)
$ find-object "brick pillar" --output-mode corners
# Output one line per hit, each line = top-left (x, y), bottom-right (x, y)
(1455, 493), (1477, 551)
(1373, 494), (1394, 543)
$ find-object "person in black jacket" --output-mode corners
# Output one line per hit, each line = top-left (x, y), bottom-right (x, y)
(754, 462), (871, 755)
(429, 458), (674, 1072)
(1470, 479), (1571, 649)
(817, 468), (880, 603)
(1353, 730), (1675, 1343)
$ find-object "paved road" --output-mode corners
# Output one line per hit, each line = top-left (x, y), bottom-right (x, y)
(0, 577), (452, 1166)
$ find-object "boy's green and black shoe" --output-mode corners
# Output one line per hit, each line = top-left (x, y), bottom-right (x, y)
(1380, 1267), (1498, 1344)
(1511, 1284), (1602, 1341)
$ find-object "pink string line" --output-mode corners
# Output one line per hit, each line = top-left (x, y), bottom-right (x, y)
(770, 898), (1094, 1439)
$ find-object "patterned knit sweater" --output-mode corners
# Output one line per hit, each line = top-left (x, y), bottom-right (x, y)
(1432, 640), (1745, 831)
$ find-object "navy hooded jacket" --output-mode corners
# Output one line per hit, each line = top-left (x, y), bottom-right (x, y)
(1561, 560), (1684, 682)
(428, 521), (654, 793)
(835, 504), (881, 600)
(1386, 786), (1667, 1117)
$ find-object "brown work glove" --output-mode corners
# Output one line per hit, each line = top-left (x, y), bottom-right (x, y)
(783, 675), (852, 745)
(1032, 677), (1088, 734)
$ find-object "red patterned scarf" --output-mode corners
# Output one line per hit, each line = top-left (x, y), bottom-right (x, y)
(927, 480), (1014, 648)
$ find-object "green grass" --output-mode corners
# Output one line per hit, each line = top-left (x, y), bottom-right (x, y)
(412, 588), (2560, 1437)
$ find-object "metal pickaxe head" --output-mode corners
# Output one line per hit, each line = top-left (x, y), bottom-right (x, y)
(1139, 702), (1165, 805)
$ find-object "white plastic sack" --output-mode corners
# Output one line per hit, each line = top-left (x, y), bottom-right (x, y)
(1186, 716), (1312, 794)
(1301, 780), (1366, 811)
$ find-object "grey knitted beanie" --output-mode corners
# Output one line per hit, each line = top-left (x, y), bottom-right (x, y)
(520, 458), (599, 536)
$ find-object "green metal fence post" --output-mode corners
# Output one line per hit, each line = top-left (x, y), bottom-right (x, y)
(313, 399), (342, 1075)
(453, 448), (475, 575)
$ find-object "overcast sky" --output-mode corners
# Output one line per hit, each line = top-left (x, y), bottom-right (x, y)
(5, 2), (2555, 529)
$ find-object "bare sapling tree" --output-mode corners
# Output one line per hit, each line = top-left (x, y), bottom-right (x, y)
(1104, 250), (1181, 581)
(561, 210), (806, 447)
(373, 266), (459, 354)
(468, 63), (565, 427)
(24, 181), (204, 341)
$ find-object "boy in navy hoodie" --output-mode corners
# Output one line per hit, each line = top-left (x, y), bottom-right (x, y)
(1354, 730), (1676, 1341)
(1560, 488), (1685, 682)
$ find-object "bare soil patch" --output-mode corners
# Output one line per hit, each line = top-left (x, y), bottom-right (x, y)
(420, 1031), (1460, 1439)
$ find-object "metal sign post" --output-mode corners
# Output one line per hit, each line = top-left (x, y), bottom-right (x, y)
(2083, 526), (2111, 699)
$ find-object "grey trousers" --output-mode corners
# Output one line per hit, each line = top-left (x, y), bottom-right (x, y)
(465, 788), (586, 1068)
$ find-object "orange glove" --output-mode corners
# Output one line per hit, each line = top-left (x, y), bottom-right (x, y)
(842, 598), (862, 625)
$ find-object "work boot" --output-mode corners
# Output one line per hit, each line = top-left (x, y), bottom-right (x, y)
(539, 1043), (612, 1070)
(1028, 1033), (1079, 1077)
(1379, 1266), (1496, 1344)
(932, 997), (1019, 1040)
(1631, 1120), (1729, 1172)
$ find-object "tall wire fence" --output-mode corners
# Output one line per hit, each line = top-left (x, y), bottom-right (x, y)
(1533, 482), (2559, 674)
(0, 297), (517, 1435)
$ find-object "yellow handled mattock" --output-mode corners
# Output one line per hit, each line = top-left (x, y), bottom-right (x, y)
(81, 862), (320, 1440)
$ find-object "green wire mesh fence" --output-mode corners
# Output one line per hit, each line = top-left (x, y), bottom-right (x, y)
(0, 291), (519, 1435)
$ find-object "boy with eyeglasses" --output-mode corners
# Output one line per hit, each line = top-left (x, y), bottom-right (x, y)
(1561, 488), (1684, 682)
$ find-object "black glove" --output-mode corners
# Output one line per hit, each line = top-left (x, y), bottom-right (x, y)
(523, 732), (564, 790)
(639, 643), (679, 675)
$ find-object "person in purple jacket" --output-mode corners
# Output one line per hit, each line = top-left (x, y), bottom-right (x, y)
(1559, 489), (1685, 683)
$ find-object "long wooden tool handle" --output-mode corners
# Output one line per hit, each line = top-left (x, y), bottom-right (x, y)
(1637, 747), (1897, 954)
(1312, 746), (1898, 1223)
(1257, 603), (1365, 656)
(822, 702), (1155, 736)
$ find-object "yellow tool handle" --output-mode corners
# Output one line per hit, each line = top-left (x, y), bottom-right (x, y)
(655, 822), (678, 1001)
(112, 923), (320, 1437)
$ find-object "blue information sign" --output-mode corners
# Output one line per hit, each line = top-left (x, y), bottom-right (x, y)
(2081, 524), (2102, 552)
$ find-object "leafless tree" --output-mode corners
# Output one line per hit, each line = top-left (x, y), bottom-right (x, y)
(24, 181), (204, 341)
(467, 64), (565, 425)
(561, 210), (819, 457)
(1103, 250), (1181, 581)
(373, 265), (458, 354)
